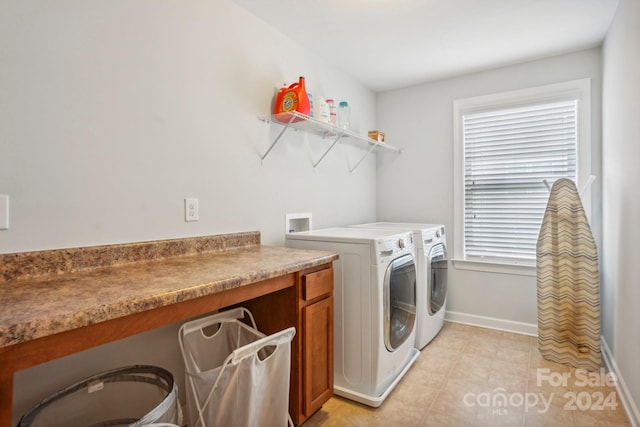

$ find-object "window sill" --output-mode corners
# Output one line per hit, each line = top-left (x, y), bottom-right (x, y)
(452, 258), (536, 277)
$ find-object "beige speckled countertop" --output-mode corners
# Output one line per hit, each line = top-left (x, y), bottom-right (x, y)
(0, 232), (337, 349)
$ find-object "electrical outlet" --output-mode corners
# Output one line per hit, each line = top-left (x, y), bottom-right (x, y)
(185, 198), (199, 222)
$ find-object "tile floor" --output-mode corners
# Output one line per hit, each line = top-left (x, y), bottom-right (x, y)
(305, 322), (632, 427)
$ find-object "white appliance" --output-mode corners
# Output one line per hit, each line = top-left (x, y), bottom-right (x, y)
(286, 227), (420, 407)
(350, 223), (448, 349)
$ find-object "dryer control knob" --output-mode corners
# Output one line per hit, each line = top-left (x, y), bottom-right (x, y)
(398, 239), (405, 249)
(436, 230), (441, 238)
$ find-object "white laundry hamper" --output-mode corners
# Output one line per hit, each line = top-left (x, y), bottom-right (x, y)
(17, 365), (183, 427)
(178, 307), (296, 427)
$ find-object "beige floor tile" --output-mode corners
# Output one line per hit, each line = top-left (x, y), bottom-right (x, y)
(438, 377), (485, 405)
(524, 411), (574, 427)
(430, 334), (469, 352)
(316, 398), (376, 427)
(572, 405), (632, 427)
(415, 347), (457, 370)
(322, 396), (347, 410)
(462, 339), (500, 359)
(373, 384), (438, 426)
(475, 405), (525, 426)
(526, 382), (573, 402)
(389, 365), (441, 399)
(417, 343), (451, 359)
(465, 339), (512, 360)
(420, 410), (475, 427)
(492, 357), (530, 378)
(304, 401), (355, 427)
(495, 347), (531, 366)
(440, 321), (473, 334)
(565, 383), (629, 426)
(302, 408), (333, 427)
(527, 365), (573, 389)
(523, 394), (578, 426)
(466, 326), (500, 337)
(460, 351), (495, 367)
(309, 322), (633, 427)
(567, 367), (618, 390)
(448, 356), (492, 386)
(406, 357), (451, 388)
(487, 369), (528, 394)
(528, 347), (573, 372)
(500, 330), (535, 348)
(497, 340), (532, 355)
(423, 390), (477, 427)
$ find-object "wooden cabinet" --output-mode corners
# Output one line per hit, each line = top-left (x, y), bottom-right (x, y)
(302, 296), (333, 416)
(300, 267), (334, 420)
(0, 235), (338, 427)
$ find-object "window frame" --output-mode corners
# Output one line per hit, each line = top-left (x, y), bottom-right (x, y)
(452, 78), (592, 276)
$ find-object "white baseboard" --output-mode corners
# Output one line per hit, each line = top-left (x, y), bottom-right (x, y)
(445, 310), (538, 336)
(601, 337), (640, 427)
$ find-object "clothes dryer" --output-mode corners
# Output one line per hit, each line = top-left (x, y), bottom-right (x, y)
(286, 227), (419, 407)
(350, 223), (448, 349)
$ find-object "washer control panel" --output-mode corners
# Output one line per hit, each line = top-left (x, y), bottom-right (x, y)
(422, 226), (446, 247)
(376, 232), (414, 262)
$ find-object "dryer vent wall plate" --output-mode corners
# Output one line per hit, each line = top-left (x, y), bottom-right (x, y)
(285, 213), (312, 234)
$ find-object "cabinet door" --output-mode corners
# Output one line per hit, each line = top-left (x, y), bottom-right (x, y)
(303, 295), (334, 417)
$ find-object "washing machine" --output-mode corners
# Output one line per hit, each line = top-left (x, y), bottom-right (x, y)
(350, 223), (448, 349)
(286, 227), (420, 407)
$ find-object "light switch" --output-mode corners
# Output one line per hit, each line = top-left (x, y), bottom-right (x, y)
(0, 195), (8, 230)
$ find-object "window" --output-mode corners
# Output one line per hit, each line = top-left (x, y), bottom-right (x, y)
(453, 79), (591, 274)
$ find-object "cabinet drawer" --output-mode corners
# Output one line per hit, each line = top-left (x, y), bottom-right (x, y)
(302, 268), (333, 301)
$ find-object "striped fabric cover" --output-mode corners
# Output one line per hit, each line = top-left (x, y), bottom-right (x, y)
(536, 178), (602, 371)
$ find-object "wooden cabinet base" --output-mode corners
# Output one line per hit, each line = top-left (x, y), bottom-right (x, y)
(298, 265), (335, 424)
(1, 265), (335, 427)
(0, 274), (297, 427)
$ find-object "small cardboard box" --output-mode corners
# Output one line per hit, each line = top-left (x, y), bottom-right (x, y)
(368, 130), (386, 142)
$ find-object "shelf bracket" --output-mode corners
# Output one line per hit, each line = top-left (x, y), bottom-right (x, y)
(312, 133), (343, 168)
(260, 114), (297, 161)
(258, 111), (401, 170)
(348, 143), (378, 173)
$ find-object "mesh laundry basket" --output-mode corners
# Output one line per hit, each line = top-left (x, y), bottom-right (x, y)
(178, 307), (295, 427)
(18, 365), (183, 427)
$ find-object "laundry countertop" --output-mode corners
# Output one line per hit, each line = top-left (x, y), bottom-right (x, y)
(0, 232), (338, 349)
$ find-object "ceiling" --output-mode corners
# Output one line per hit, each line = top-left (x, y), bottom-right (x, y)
(232, 0), (619, 92)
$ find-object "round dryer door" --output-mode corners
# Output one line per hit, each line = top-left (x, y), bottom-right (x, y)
(383, 254), (417, 352)
(428, 243), (448, 315)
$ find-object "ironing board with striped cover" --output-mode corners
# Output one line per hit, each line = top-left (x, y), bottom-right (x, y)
(536, 178), (602, 371)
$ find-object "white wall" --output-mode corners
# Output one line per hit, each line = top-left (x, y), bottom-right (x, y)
(0, 0), (379, 255)
(602, 0), (640, 423)
(376, 48), (603, 329)
(1, 0), (380, 422)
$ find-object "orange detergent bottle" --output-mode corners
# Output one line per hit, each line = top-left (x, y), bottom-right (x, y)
(273, 76), (310, 123)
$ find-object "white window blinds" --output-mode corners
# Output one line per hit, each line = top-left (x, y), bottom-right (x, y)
(462, 100), (578, 263)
